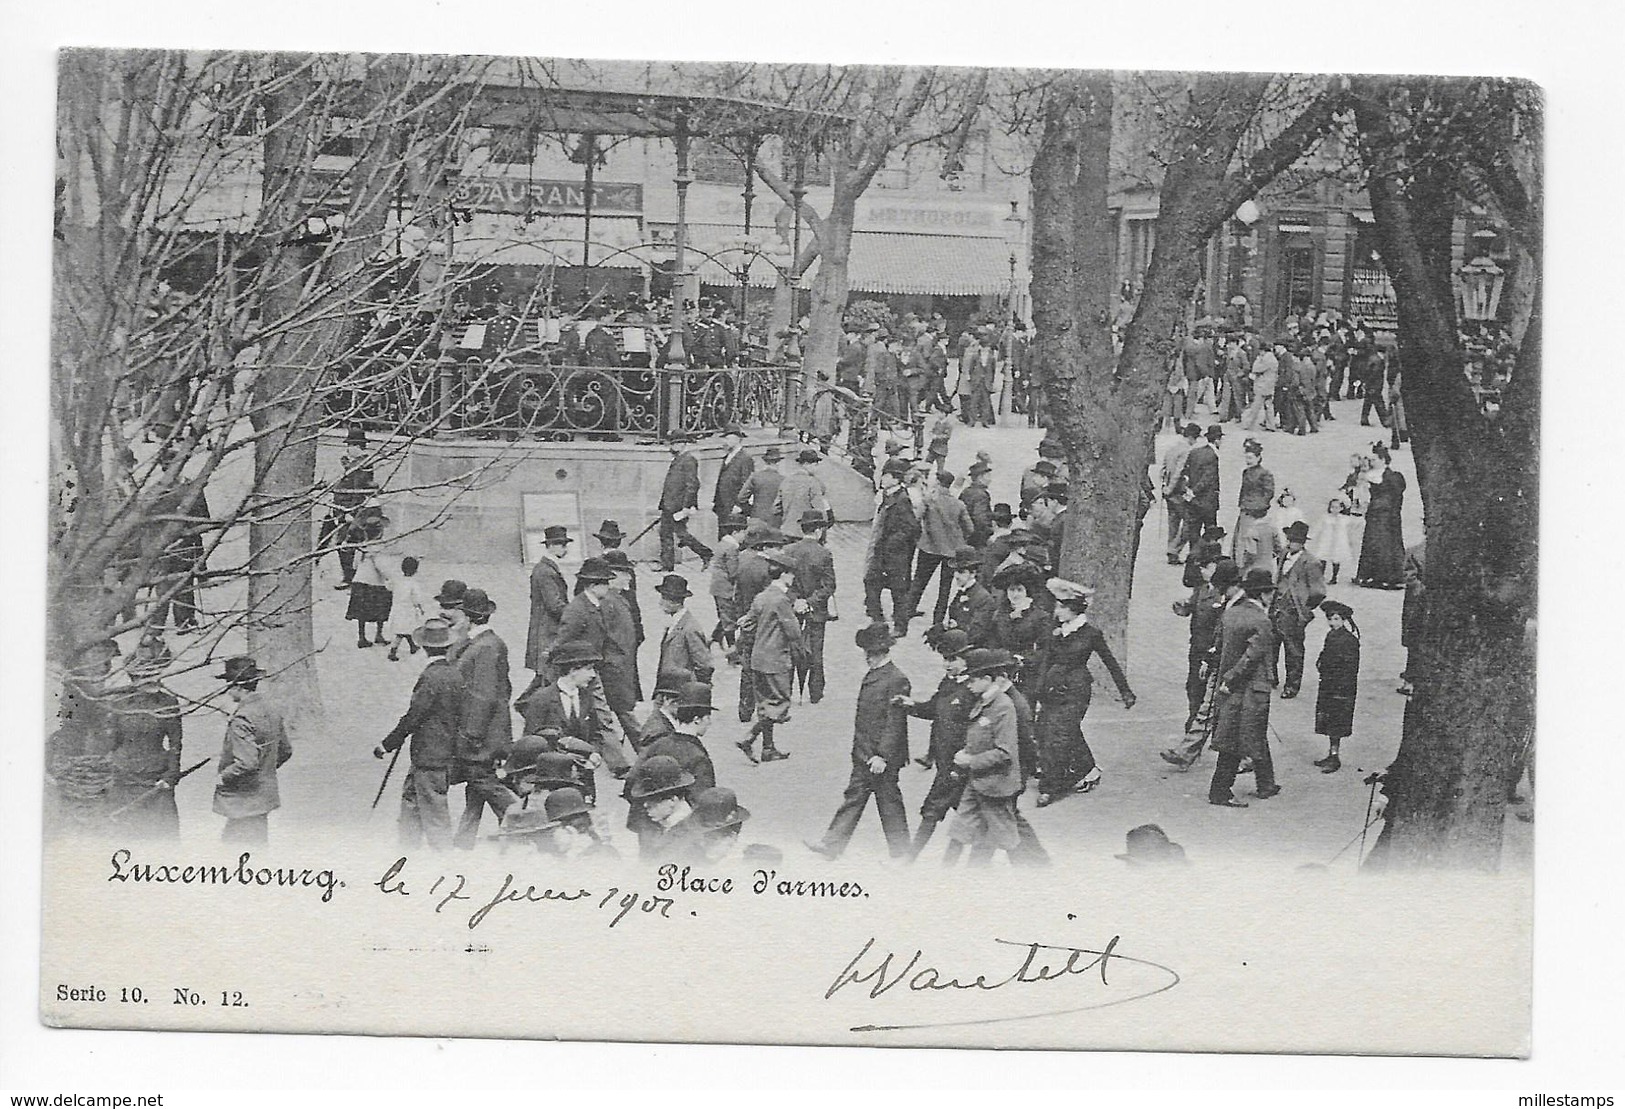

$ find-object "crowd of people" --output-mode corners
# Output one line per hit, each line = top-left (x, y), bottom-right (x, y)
(62, 282), (1534, 863)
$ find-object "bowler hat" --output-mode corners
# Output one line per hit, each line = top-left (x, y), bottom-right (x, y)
(883, 438), (907, 455)
(881, 459), (911, 478)
(1320, 600), (1354, 620)
(413, 616), (456, 649)
(962, 647), (1010, 677)
(1180, 423), (1201, 439)
(928, 627), (971, 658)
(1243, 437), (1263, 454)
(575, 557), (614, 583)
(548, 639), (603, 670)
(543, 524), (574, 546)
(739, 522), (785, 549)
(217, 656), (266, 685)
(459, 587), (496, 618)
(799, 508), (829, 531)
(991, 503), (1014, 525)
(592, 520), (624, 543)
(796, 448), (822, 464)
(434, 579), (467, 607)
(854, 623), (896, 652)
(628, 755), (695, 800)
(652, 668), (695, 698)
(600, 549), (633, 571)
(1043, 482), (1070, 503)
(1205, 425), (1225, 442)
(1241, 567), (1278, 595)
(1032, 460), (1058, 476)
(937, 470), (956, 487)
(762, 447), (783, 463)
(538, 787), (594, 828)
(950, 546), (982, 571)
(654, 573), (692, 600)
(689, 786), (750, 830)
(514, 747), (583, 790)
(675, 680), (715, 714)
(1210, 558), (1242, 592)
(1282, 520), (1311, 542)
(1116, 823), (1188, 866)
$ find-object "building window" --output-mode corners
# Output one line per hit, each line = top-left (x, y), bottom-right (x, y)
(487, 125), (537, 166)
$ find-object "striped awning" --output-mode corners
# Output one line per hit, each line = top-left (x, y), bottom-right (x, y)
(846, 232), (1014, 296)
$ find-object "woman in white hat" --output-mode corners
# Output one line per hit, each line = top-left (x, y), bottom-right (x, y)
(1033, 579), (1136, 807)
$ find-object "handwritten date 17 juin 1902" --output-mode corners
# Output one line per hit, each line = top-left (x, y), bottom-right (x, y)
(372, 856), (676, 931)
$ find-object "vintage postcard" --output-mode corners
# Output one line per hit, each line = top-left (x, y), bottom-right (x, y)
(36, 49), (1537, 1055)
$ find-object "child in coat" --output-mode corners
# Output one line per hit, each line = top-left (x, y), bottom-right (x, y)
(1315, 492), (1357, 585)
(1314, 600), (1361, 773)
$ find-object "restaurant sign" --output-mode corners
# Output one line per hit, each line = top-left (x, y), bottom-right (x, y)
(448, 176), (643, 216)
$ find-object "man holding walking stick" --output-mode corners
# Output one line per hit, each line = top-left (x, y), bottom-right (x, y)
(374, 616), (466, 850)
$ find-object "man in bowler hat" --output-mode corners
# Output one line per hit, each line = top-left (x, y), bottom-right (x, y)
(805, 624), (913, 859)
(212, 657), (292, 844)
(525, 525), (572, 673)
(1271, 519), (1327, 698)
(1208, 568), (1281, 807)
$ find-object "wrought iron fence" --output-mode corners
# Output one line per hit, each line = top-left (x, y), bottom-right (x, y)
(323, 359), (792, 440)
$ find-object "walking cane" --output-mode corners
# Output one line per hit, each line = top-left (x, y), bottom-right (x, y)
(1358, 771), (1383, 865)
(372, 744), (404, 811)
(106, 758), (211, 821)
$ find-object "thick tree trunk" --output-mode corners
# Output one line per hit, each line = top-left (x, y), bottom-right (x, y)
(1031, 77), (1143, 663)
(1354, 82), (1540, 869)
(801, 192), (855, 385)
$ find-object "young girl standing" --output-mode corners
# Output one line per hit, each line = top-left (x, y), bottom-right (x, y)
(1316, 491), (1357, 585)
(1313, 600), (1360, 773)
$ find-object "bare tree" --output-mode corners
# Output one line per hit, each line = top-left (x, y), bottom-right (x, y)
(1349, 74), (1541, 870)
(1027, 72), (1339, 658)
(48, 50), (578, 803)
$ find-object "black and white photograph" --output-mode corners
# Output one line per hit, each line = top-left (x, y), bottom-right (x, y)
(4, 0), (1618, 1096)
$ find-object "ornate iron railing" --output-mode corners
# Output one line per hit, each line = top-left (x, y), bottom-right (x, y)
(323, 359), (792, 441)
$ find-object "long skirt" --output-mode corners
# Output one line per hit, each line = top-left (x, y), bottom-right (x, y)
(345, 582), (393, 623)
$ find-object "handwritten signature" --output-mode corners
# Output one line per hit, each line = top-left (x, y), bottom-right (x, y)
(826, 936), (1181, 1032)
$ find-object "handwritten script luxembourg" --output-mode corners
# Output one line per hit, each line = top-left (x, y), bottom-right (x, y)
(826, 936), (1182, 1033)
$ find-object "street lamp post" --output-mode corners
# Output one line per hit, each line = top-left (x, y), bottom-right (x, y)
(1456, 229), (1506, 324)
(662, 115), (692, 440)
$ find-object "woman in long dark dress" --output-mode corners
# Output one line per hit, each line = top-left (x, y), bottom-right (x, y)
(1355, 444), (1406, 588)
